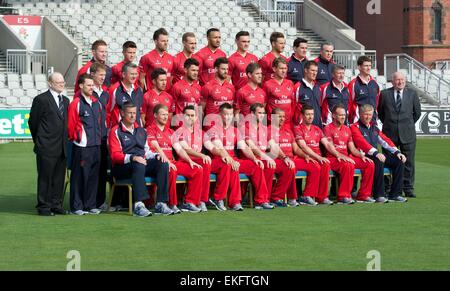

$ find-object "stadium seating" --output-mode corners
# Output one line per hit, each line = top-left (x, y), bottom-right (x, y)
(0, 72), (48, 106)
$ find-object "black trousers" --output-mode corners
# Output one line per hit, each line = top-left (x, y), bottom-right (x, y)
(398, 141), (416, 193)
(96, 142), (109, 207)
(69, 145), (100, 211)
(369, 151), (404, 199)
(112, 158), (169, 203)
(36, 154), (66, 213)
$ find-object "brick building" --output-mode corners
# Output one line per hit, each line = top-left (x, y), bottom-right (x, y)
(314, 0), (450, 69)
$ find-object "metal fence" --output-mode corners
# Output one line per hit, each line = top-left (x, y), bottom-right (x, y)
(6, 50), (47, 74)
(333, 50), (377, 71)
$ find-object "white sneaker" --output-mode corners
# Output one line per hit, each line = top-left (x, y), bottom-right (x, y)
(170, 205), (182, 214)
(288, 199), (300, 207)
(88, 208), (102, 215)
(71, 210), (87, 215)
(133, 202), (152, 217)
(199, 202), (208, 212)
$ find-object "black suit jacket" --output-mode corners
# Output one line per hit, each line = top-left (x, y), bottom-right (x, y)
(28, 90), (70, 157)
(378, 87), (421, 144)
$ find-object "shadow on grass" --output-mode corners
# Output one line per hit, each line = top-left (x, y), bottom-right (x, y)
(0, 194), (42, 216)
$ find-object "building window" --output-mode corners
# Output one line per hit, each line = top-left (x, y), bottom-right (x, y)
(432, 2), (443, 42)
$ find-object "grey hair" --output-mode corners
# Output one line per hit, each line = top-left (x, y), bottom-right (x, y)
(359, 104), (374, 113)
(48, 72), (64, 82)
(321, 42), (334, 50)
(391, 71), (406, 81)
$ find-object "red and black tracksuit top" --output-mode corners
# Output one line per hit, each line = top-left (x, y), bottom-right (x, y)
(68, 94), (102, 147)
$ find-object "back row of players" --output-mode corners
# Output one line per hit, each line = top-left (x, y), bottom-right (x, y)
(66, 28), (407, 216)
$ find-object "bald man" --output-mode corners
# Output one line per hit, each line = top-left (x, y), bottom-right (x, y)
(29, 72), (70, 216)
(379, 71), (421, 198)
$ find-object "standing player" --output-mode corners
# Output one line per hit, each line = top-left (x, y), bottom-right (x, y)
(201, 58), (235, 117)
(170, 58), (202, 118)
(147, 104), (203, 213)
(294, 105), (334, 205)
(194, 28), (227, 86)
(172, 32), (197, 84)
(111, 41), (139, 86)
(259, 32), (288, 83)
(320, 65), (351, 126)
(263, 57), (295, 127)
(294, 61), (323, 128)
(287, 38), (308, 85)
(68, 74), (102, 215)
(107, 62), (144, 128)
(141, 68), (175, 128)
(204, 103), (270, 211)
(89, 63), (110, 210)
(348, 56), (380, 124)
(173, 105), (213, 212)
(139, 28), (174, 91)
(235, 63), (266, 120)
(75, 39), (112, 93)
(324, 104), (375, 203)
(314, 43), (335, 86)
(228, 31), (259, 90)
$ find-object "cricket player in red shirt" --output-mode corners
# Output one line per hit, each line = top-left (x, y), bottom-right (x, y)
(193, 28), (227, 86)
(324, 104), (375, 203)
(170, 58), (202, 119)
(294, 105), (334, 205)
(228, 31), (259, 91)
(268, 107), (321, 207)
(243, 103), (287, 209)
(147, 104), (203, 213)
(75, 39), (112, 93)
(111, 41), (140, 86)
(173, 105), (213, 212)
(204, 103), (270, 211)
(235, 63), (266, 121)
(139, 28), (174, 91)
(201, 57), (235, 119)
(141, 68), (175, 128)
(173, 32), (197, 85)
(258, 32), (288, 83)
(263, 57), (295, 127)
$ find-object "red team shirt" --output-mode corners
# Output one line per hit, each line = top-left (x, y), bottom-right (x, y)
(142, 89), (175, 127)
(258, 52), (288, 83)
(147, 122), (175, 160)
(201, 79), (235, 116)
(173, 125), (204, 154)
(139, 50), (174, 91)
(172, 51), (192, 85)
(235, 84), (267, 117)
(170, 79), (202, 115)
(268, 125), (294, 158)
(294, 124), (324, 155)
(193, 46), (227, 86)
(244, 123), (269, 152)
(323, 123), (353, 157)
(227, 52), (259, 90)
(263, 78), (295, 124)
(207, 125), (240, 158)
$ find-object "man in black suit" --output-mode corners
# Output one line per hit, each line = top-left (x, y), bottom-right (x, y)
(378, 71), (421, 198)
(28, 72), (70, 216)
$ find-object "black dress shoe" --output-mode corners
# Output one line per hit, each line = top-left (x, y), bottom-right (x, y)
(38, 211), (55, 216)
(405, 192), (416, 198)
(51, 208), (68, 215)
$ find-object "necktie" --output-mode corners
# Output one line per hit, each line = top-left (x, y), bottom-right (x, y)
(58, 95), (64, 116)
(395, 90), (402, 112)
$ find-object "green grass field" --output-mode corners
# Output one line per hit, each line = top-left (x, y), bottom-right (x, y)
(0, 139), (449, 271)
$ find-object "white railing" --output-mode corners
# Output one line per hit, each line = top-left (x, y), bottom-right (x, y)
(334, 50), (377, 72)
(6, 49), (47, 74)
(384, 53), (450, 105)
(235, 0), (304, 27)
